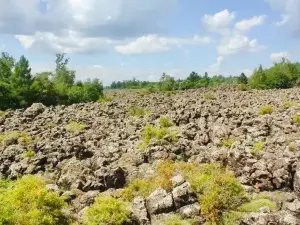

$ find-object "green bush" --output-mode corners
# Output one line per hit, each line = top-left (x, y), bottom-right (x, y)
(259, 106), (273, 115)
(284, 101), (297, 109)
(98, 95), (114, 103)
(24, 149), (36, 158)
(139, 124), (178, 150)
(289, 143), (296, 152)
(0, 110), (4, 117)
(238, 199), (277, 212)
(0, 131), (33, 145)
(221, 138), (238, 148)
(238, 83), (248, 91)
(204, 93), (217, 100)
(0, 175), (70, 225)
(251, 141), (265, 156)
(292, 114), (300, 126)
(159, 117), (174, 128)
(128, 106), (147, 118)
(65, 121), (86, 132)
(163, 215), (195, 225)
(83, 195), (132, 225)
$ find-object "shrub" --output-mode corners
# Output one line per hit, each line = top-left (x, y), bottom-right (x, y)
(24, 149), (36, 158)
(289, 144), (296, 152)
(65, 121), (86, 132)
(238, 198), (277, 212)
(159, 117), (174, 128)
(251, 141), (265, 156)
(221, 138), (238, 148)
(0, 110), (4, 117)
(238, 83), (248, 91)
(204, 93), (217, 100)
(219, 211), (245, 225)
(139, 124), (178, 150)
(98, 95), (114, 103)
(0, 131), (33, 145)
(259, 106), (273, 115)
(292, 114), (300, 126)
(284, 101), (297, 109)
(163, 215), (195, 225)
(83, 195), (132, 225)
(0, 175), (70, 225)
(164, 90), (176, 96)
(128, 106), (147, 118)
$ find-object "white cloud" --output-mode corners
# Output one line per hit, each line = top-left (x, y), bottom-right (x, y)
(235, 15), (266, 31)
(115, 35), (212, 55)
(217, 34), (266, 56)
(270, 52), (290, 62)
(202, 9), (235, 34)
(265, 0), (300, 36)
(207, 56), (224, 74)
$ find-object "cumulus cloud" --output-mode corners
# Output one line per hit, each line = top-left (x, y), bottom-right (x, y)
(217, 34), (266, 56)
(235, 15), (266, 31)
(115, 35), (212, 55)
(207, 56), (224, 74)
(265, 0), (300, 36)
(202, 9), (236, 34)
(270, 52), (290, 62)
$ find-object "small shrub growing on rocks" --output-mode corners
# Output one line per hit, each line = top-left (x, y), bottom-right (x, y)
(259, 105), (273, 115)
(0, 131), (33, 145)
(292, 114), (300, 126)
(128, 106), (147, 118)
(97, 95), (114, 103)
(238, 198), (277, 212)
(0, 175), (70, 225)
(251, 141), (265, 156)
(159, 117), (174, 128)
(0, 110), (4, 117)
(65, 121), (86, 132)
(289, 143), (296, 152)
(284, 101), (297, 109)
(163, 215), (195, 225)
(220, 138), (238, 148)
(204, 93), (217, 100)
(24, 149), (36, 158)
(238, 83), (248, 91)
(83, 194), (132, 225)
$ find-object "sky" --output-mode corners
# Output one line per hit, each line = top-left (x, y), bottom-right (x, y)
(0, 0), (299, 85)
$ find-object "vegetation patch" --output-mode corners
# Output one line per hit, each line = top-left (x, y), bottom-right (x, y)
(83, 194), (132, 225)
(163, 215), (195, 225)
(24, 149), (36, 158)
(204, 93), (217, 100)
(220, 138), (238, 148)
(0, 110), (5, 117)
(238, 198), (277, 212)
(139, 124), (178, 150)
(65, 121), (86, 132)
(159, 117), (174, 128)
(0, 131), (33, 145)
(289, 143), (296, 152)
(128, 106), (148, 118)
(284, 101), (297, 109)
(259, 106), (273, 115)
(97, 95), (114, 104)
(292, 114), (300, 126)
(120, 161), (246, 223)
(0, 175), (70, 225)
(251, 141), (265, 156)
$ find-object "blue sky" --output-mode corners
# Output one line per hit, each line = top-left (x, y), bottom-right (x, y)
(0, 0), (299, 85)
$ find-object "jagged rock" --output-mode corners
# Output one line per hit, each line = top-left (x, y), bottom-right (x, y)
(178, 203), (201, 218)
(146, 188), (174, 215)
(132, 197), (150, 225)
(172, 181), (197, 209)
(24, 103), (46, 118)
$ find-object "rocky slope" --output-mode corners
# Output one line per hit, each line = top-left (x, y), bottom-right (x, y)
(2, 87), (300, 224)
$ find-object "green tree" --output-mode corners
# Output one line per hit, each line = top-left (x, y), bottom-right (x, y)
(238, 72), (248, 84)
(159, 73), (176, 91)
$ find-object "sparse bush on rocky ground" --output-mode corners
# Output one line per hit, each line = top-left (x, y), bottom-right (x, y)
(284, 101), (297, 109)
(251, 141), (265, 156)
(159, 117), (174, 128)
(65, 121), (86, 132)
(0, 175), (70, 225)
(163, 215), (195, 225)
(259, 105), (273, 115)
(97, 95), (114, 103)
(128, 106), (148, 118)
(204, 93), (217, 100)
(0, 111), (4, 117)
(292, 114), (300, 126)
(24, 149), (36, 158)
(83, 194), (132, 225)
(0, 131), (33, 145)
(220, 138), (238, 148)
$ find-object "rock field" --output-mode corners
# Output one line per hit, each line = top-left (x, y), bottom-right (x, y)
(2, 87), (300, 224)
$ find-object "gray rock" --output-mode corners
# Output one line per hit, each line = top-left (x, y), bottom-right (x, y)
(178, 203), (201, 218)
(146, 188), (174, 215)
(132, 197), (150, 225)
(172, 181), (197, 209)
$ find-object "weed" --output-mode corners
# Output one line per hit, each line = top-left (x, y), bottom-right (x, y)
(83, 194), (131, 225)
(284, 101), (297, 109)
(292, 114), (300, 126)
(251, 141), (265, 156)
(128, 106), (148, 118)
(163, 215), (195, 225)
(97, 95), (114, 103)
(289, 144), (296, 152)
(0, 111), (5, 117)
(159, 117), (174, 128)
(204, 93), (217, 100)
(221, 138), (238, 148)
(24, 149), (36, 158)
(65, 121), (86, 132)
(0, 131), (33, 145)
(259, 106), (273, 115)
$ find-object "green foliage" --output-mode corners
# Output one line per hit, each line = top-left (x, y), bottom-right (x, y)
(221, 138), (238, 148)
(128, 106), (147, 118)
(218, 211), (245, 225)
(238, 199), (277, 212)
(250, 59), (300, 89)
(97, 95), (114, 103)
(65, 121), (86, 132)
(238, 72), (248, 84)
(83, 195), (131, 225)
(120, 161), (246, 224)
(204, 93), (217, 100)
(163, 215), (195, 225)
(159, 73), (177, 91)
(0, 175), (70, 225)
(0, 131), (33, 145)
(0, 110), (4, 117)
(289, 143), (296, 152)
(159, 117), (174, 128)
(251, 141), (265, 156)
(238, 83), (248, 91)
(292, 114), (300, 126)
(139, 124), (178, 150)
(24, 149), (36, 158)
(284, 101), (297, 109)
(259, 105), (273, 115)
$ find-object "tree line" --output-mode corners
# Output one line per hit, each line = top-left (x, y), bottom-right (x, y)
(0, 53), (103, 110)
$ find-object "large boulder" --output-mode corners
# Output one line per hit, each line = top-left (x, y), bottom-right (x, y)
(146, 188), (174, 215)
